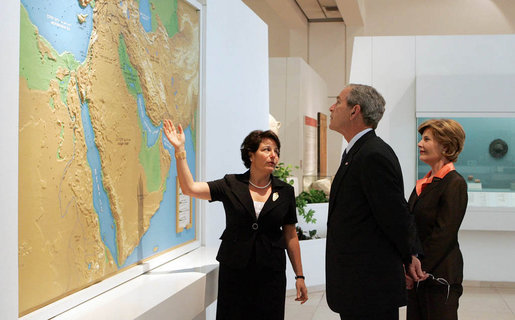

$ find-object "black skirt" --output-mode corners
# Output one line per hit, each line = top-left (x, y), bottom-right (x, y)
(216, 261), (287, 320)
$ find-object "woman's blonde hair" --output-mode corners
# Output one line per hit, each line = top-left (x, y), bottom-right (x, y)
(418, 119), (465, 162)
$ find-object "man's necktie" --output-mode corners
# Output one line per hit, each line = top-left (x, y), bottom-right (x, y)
(341, 150), (347, 164)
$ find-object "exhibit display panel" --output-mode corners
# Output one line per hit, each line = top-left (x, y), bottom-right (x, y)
(417, 117), (515, 208)
(18, 0), (201, 317)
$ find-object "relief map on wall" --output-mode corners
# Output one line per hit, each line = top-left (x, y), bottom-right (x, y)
(18, 0), (199, 315)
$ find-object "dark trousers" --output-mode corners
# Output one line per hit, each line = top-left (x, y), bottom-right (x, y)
(216, 262), (286, 320)
(407, 282), (463, 320)
(340, 308), (399, 320)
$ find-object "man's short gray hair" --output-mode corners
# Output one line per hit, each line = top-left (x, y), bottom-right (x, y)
(346, 84), (385, 129)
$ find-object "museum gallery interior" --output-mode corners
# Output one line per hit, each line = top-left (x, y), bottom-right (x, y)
(2, 0), (515, 319)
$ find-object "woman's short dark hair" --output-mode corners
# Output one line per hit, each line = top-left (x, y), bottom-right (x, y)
(240, 130), (281, 168)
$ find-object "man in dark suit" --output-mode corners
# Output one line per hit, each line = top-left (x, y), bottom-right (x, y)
(326, 84), (425, 320)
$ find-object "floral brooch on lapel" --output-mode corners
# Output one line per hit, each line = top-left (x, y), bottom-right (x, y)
(272, 192), (279, 202)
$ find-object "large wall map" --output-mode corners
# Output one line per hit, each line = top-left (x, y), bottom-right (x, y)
(18, 0), (199, 315)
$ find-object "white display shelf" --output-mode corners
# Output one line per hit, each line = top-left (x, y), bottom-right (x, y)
(48, 247), (219, 320)
(467, 191), (515, 208)
(461, 206), (515, 232)
(463, 191), (515, 231)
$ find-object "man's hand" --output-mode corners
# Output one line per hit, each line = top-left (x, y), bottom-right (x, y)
(405, 274), (415, 289)
(407, 255), (428, 281)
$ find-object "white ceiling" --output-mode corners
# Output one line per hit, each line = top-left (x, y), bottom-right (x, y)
(294, 0), (343, 22)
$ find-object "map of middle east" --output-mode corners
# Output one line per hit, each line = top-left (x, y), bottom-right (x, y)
(19, 0), (199, 314)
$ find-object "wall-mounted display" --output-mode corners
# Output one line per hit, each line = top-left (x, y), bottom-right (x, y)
(417, 117), (515, 207)
(303, 116), (318, 178)
(18, 0), (200, 316)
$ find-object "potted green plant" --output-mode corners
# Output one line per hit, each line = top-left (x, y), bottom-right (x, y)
(296, 189), (328, 239)
(273, 163), (327, 240)
(272, 162), (296, 186)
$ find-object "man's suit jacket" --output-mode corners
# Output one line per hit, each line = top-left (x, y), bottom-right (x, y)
(408, 170), (467, 285)
(208, 171), (297, 270)
(326, 130), (414, 316)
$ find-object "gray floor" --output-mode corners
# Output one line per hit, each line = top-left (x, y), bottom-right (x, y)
(285, 286), (515, 320)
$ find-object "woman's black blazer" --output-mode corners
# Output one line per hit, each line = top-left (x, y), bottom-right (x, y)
(408, 170), (468, 284)
(208, 171), (297, 270)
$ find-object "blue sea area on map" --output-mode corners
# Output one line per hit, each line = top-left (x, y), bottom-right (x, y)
(137, 94), (162, 147)
(80, 87), (196, 269)
(139, 0), (152, 32)
(21, 0), (93, 63)
(80, 99), (120, 267)
(121, 126), (196, 268)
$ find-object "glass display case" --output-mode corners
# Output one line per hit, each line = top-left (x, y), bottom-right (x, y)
(417, 117), (515, 208)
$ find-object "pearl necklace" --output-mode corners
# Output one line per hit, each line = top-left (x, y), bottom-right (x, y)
(249, 179), (271, 189)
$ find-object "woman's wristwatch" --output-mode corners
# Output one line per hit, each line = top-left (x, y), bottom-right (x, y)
(295, 275), (305, 280)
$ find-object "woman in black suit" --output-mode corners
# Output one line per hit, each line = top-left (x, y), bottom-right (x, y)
(163, 119), (308, 320)
(407, 119), (468, 320)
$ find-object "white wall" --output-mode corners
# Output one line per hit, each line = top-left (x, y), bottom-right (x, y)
(0, 0), (19, 319)
(269, 57), (328, 185)
(345, 0), (515, 82)
(460, 231), (515, 282)
(203, 0), (269, 248)
(349, 36), (417, 196)
(308, 22), (346, 98)
(308, 22), (347, 175)
(416, 34), (515, 113)
(350, 34), (515, 282)
(360, 0), (515, 36)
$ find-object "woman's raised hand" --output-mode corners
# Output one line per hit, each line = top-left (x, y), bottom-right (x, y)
(163, 119), (185, 149)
